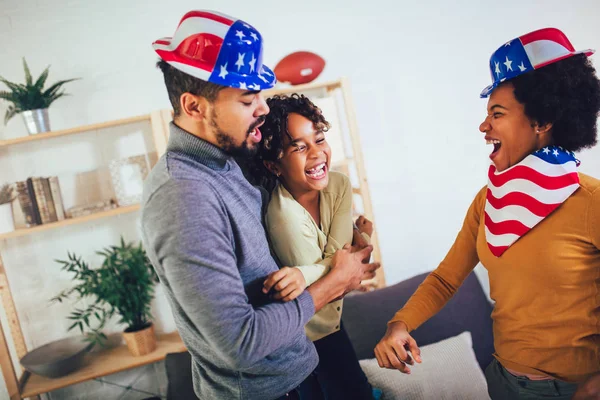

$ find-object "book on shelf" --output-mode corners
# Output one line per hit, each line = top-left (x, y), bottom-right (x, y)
(32, 177), (52, 224)
(25, 178), (42, 225)
(15, 176), (67, 228)
(15, 181), (38, 227)
(48, 177), (66, 221)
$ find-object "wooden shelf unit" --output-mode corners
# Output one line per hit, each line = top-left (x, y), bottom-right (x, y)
(0, 78), (384, 400)
(0, 110), (175, 400)
(20, 332), (186, 398)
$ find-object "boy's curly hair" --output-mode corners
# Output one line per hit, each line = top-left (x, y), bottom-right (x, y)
(249, 94), (330, 192)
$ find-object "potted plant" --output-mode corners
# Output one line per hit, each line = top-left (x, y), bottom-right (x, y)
(0, 183), (15, 234)
(52, 237), (160, 356)
(0, 58), (78, 135)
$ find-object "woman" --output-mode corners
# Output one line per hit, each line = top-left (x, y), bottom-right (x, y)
(252, 94), (376, 400)
(375, 28), (600, 400)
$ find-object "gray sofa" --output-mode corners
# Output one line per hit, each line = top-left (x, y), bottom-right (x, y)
(164, 271), (494, 399)
(342, 271), (494, 370)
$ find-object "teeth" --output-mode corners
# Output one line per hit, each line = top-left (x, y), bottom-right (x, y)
(486, 139), (501, 145)
(306, 163), (326, 177)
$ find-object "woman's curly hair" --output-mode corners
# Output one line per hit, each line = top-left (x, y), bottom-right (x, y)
(509, 54), (600, 152)
(249, 94), (330, 192)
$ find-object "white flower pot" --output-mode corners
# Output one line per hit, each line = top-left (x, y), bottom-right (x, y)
(0, 203), (15, 234)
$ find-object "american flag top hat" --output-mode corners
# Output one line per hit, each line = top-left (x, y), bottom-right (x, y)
(153, 10), (277, 91)
(480, 27), (595, 98)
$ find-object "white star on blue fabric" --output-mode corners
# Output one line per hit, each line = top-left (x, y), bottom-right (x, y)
(250, 32), (259, 41)
(504, 40), (512, 47)
(239, 82), (248, 90)
(504, 56), (513, 71)
(236, 53), (245, 71)
(243, 23), (251, 29)
(249, 83), (261, 90)
(553, 149), (560, 156)
(249, 54), (256, 73)
(219, 63), (228, 79)
(261, 68), (273, 77)
(495, 62), (501, 77)
(258, 74), (269, 83)
(518, 62), (527, 72)
(543, 147), (550, 154)
(235, 30), (245, 40)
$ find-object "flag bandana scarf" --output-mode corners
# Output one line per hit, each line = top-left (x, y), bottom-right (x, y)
(484, 146), (580, 257)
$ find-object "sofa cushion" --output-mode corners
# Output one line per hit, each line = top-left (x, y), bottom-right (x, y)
(341, 271), (494, 370)
(359, 331), (490, 400)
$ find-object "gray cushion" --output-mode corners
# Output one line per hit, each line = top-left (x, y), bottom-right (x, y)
(341, 272), (494, 370)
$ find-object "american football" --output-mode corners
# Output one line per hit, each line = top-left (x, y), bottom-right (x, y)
(273, 51), (326, 85)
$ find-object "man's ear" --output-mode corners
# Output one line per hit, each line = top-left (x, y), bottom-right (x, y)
(180, 93), (209, 122)
(263, 160), (281, 177)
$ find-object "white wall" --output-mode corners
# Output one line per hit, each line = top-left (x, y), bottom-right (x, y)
(1, 0), (599, 398)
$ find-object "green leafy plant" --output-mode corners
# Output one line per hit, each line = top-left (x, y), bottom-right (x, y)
(0, 183), (15, 205)
(51, 237), (159, 346)
(0, 58), (79, 124)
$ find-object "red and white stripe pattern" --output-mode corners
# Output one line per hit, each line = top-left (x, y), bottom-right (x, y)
(485, 146), (580, 257)
(153, 11), (234, 81)
(519, 28), (594, 69)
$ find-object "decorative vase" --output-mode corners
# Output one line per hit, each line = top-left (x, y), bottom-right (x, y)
(0, 203), (15, 235)
(21, 109), (51, 135)
(122, 323), (156, 357)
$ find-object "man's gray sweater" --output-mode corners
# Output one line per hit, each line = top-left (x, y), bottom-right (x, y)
(141, 123), (318, 400)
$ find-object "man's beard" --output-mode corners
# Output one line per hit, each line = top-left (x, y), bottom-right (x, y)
(212, 114), (265, 159)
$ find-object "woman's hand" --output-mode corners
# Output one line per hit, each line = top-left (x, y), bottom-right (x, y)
(374, 321), (422, 374)
(356, 215), (374, 237)
(262, 267), (307, 302)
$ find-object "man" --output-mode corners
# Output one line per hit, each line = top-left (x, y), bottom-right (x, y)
(141, 10), (379, 400)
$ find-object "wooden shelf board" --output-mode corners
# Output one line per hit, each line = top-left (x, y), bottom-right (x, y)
(21, 332), (186, 397)
(0, 204), (141, 240)
(263, 79), (342, 97)
(0, 115), (150, 148)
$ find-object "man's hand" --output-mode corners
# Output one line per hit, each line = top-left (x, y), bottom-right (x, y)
(331, 244), (378, 293)
(355, 215), (373, 237)
(307, 244), (380, 310)
(374, 321), (422, 374)
(262, 267), (307, 302)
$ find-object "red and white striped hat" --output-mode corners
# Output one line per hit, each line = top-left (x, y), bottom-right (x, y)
(481, 27), (594, 98)
(153, 10), (276, 90)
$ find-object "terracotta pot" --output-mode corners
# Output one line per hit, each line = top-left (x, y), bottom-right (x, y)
(122, 323), (156, 356)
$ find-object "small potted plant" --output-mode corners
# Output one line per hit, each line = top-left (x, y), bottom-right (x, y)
(0, 184), (15, 234)
(52, 237), (160, 356)
(0, 58), (78, 135)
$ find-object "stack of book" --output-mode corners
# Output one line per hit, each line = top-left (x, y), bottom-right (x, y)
(15, 177), (66, 227)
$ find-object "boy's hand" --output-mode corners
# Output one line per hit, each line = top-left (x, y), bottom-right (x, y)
(262, 267), (307, 302)
(356, 216), (373, 237)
